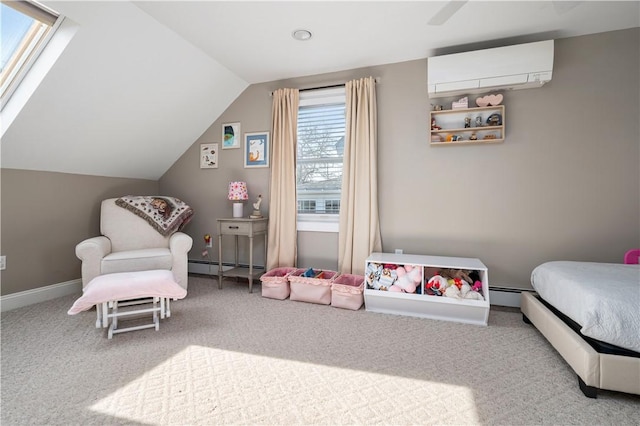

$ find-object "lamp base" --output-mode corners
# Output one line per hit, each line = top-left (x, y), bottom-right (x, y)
(232, 202), (244, 218)
(250, 210), (263, 219)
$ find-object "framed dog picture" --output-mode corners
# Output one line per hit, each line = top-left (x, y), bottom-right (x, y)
(244, 132), (269, 168)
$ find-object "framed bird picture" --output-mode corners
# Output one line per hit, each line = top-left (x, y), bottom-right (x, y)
(244, 132), (269, 168)
(200, 143), (218, 168)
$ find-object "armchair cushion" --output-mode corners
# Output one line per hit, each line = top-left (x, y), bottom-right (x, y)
(101, 248), (172, 275)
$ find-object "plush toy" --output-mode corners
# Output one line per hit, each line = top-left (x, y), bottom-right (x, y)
(365, 262), (383, 289)
(461, 282), (484, 300)
(444, 281), (485, 300)
(378, 267), (397, 290)
(426, 275), (448, 296)
(444, 284), (461, 298)
(441, 269), (474, 285)
(389, 264), (421, 293)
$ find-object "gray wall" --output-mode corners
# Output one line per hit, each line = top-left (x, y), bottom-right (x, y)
(160, 28), (639, 290)
(1, 28), (637, 296)
(0, 169), (157, 295)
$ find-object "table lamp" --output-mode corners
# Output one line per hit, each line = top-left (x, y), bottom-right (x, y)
(228, 181), (248, 218)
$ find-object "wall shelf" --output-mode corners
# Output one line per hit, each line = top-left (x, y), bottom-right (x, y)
(430, 105), (505, 145)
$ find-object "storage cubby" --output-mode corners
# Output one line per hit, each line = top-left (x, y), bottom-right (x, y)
(364, 252), (490, 326)
(430, 105), (505, 145)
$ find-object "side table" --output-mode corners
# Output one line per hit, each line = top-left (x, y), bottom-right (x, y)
(217, 217), (268, 293)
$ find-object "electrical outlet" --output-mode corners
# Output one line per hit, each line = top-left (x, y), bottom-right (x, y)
(0, 256), (6, 270)
(204, 234), (212, 248)
(395, 249), (403, 254)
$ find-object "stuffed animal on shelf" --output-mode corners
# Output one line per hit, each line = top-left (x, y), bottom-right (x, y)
(365, 262), (383, 289)
(426, 275), (448, 296)
(389, 264), (421, 293)
(444, 280), (485, 301)
(441, 269), (474, 285)
(378, 267), (397, 290)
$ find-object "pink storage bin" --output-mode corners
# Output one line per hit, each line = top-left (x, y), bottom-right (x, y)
(331, 274), (364, 310)
(288, 269), (338, 305)
(260, 267), (299, 300)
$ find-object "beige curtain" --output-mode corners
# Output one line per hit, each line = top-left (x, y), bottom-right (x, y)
(267, 88), (299, 270)
(338, 77), (382, 274)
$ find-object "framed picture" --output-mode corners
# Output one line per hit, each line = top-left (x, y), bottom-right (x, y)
(244, 132), (269, 168)
(200, 143), (218, 168)
(222, 122), (241, 149)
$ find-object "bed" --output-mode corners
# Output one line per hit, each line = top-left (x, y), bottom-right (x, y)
(521, 255), (640, 398)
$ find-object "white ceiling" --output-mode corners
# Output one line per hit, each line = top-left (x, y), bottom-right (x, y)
(134, 1), (640, 84)
(1, 1), (638, 180)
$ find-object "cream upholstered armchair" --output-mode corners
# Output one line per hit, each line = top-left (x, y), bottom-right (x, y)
(75, 197), (193, 290)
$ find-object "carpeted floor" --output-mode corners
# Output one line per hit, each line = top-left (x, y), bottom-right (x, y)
(1, 275), (639, 425)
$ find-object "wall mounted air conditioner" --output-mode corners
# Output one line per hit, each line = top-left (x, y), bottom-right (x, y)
(427, 40), (554, 98)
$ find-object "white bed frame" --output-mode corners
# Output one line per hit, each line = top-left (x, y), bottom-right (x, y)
(521, 291), (640, 398)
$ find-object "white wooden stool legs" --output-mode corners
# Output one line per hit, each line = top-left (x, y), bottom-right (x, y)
(98, 297), (170, 339)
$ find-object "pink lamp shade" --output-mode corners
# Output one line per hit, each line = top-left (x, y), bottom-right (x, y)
(228, 181), (248, 217)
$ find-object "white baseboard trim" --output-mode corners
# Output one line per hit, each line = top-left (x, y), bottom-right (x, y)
(1, 279), (82, 312)
(489, 287), (527, 308)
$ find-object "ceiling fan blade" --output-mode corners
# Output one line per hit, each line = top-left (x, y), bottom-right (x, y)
(427, 0), (469, 26)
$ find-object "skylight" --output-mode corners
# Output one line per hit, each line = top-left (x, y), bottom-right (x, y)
(0, 0), (61, 107)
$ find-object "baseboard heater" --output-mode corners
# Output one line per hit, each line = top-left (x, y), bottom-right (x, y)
(488, 286), (532, 308)
(188, 260), (266, 276)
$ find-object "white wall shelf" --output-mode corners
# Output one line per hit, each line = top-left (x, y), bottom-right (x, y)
(430, 105), (505, 145)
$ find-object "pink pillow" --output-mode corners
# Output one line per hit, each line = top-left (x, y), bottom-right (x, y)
(68, 270), (186, 315)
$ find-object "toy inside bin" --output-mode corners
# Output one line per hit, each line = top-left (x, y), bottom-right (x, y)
(288, 268), (338, 305)
(260, 267), (299, 300)
(331, 274), (365, 310)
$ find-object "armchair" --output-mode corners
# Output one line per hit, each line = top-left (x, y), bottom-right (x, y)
(76, 198), (193, 290)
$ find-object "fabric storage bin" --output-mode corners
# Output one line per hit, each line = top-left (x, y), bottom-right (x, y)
(260, 267), (299, 300)
(288, 268), (338, 305)
(331, 274), (365, 310)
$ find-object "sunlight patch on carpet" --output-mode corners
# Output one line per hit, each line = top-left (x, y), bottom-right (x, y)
(89, 344), (480, 424)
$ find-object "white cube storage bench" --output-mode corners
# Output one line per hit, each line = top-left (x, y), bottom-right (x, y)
(365, 252), (490, 326)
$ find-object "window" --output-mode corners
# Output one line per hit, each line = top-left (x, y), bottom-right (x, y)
(1, 0), (61, 107)
(296, 87), (346, 231)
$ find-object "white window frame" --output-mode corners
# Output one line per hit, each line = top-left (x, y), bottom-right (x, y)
(296, 87), (345, 233)
(1, 0), (63, 110)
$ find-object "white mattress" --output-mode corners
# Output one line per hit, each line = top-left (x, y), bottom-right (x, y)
(531, 261), (640, 353)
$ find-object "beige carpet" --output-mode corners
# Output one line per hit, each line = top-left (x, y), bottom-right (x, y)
(1, 275), (639, 425)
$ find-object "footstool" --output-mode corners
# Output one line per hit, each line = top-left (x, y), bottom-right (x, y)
(68, 270), (187, 338)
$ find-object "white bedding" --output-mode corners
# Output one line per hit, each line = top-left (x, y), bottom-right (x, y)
(531, 261), (640, 353)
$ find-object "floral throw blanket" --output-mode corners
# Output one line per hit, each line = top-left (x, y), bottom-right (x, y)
(115, 196), (194, 237)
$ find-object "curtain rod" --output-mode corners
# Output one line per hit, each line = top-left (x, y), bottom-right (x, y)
(269, 77), (380, 96)
(300, 83), (344, 92)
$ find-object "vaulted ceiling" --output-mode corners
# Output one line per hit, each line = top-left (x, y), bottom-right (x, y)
(1, 1), (638, 180)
